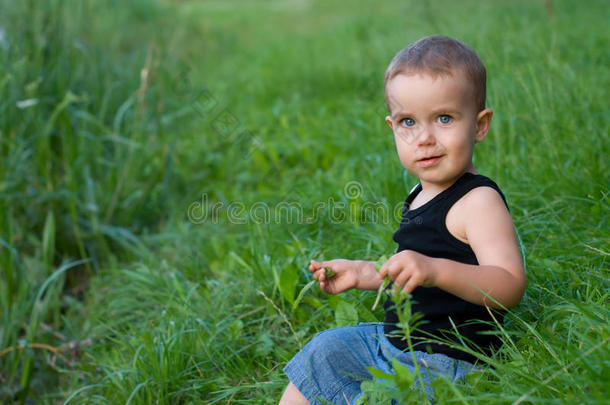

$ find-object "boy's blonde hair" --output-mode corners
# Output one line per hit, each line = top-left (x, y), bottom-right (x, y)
(384, 35), (487, 112)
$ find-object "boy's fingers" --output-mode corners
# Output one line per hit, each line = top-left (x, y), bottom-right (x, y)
(309, 260), (321, 272)
(379, 262), (388, 278)
(322, 280), (336, 294)
(403, 277), (418, 294)
(394, 270), (410, 288)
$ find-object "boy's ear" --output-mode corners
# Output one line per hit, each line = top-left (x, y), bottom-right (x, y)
(385, 116), (394, 129)
(474, 108), (493, 142)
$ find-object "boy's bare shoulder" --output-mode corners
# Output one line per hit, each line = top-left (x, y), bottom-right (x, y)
(446, 185), (512, 244)
(461, 185), (507, 211)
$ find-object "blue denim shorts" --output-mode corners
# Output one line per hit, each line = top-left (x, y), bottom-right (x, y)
(283, 322), (473, 405)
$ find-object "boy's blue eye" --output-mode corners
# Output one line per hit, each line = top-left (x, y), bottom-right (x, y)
(438, 115), (451, 124)
(401, 118), (415, 127)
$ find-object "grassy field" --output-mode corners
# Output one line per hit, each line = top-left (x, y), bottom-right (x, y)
(0, 0), (608, 403)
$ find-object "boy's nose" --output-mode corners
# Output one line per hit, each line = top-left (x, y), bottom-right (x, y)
(415, 125), (436, 146)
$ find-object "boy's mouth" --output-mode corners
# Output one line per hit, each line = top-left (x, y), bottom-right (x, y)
(417, 155), (443, 167)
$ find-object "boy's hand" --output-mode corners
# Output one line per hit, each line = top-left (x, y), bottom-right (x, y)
(309, 259), (361, 294)
(378, 250), (437, 295)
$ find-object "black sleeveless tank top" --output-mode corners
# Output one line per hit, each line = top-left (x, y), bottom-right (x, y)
(383, 172), (508, 363)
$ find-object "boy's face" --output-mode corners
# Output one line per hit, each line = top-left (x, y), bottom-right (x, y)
(385, 72), (492, 192)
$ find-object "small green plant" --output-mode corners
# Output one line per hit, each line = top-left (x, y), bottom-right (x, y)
(371, 255), (389, 311)
(359, 291), (430, 404)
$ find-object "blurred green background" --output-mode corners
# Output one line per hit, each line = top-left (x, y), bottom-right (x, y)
(0, 0), (608, 403)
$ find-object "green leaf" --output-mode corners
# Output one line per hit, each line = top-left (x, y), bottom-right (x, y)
(327, 294), (342, 310)
(357, 302), (380, 322)
(372, 254), (390, 311)
(42, 210), (55, 272)
(375, 255), (389, 272)
(392, 358), (415, 391)
(367, 366), (395, 381)
(302, 296), (323, 309)
(292, 279), (317, 311)
(335, 300), (358, 327)
(279, 267), (298, 304)
(229, 319), (244, 339)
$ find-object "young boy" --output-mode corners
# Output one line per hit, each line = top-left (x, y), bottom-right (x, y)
(279, 35), (526, 404)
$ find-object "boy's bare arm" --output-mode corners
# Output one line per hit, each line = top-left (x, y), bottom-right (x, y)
(380, 187), (526, 309)
(309, 259), (383, 294)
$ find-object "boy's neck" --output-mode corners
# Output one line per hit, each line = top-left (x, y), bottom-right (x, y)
(418, 166), (478, 200)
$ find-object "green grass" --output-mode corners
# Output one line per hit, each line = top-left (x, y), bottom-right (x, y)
(0, 0), (608, 403)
